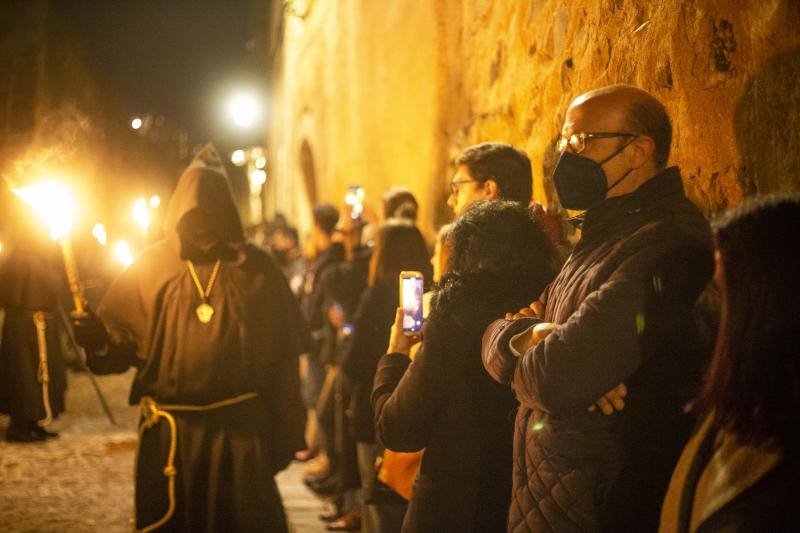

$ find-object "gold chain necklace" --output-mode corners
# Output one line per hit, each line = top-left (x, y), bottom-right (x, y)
(186, 259), (222, 323)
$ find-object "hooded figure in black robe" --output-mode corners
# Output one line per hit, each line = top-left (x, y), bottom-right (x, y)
(0, 181), (67, 441)
(73, 145), (311, 532)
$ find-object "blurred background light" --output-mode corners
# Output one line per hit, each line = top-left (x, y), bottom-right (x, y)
(250, 169), (267, 188)
(226, 91), (260, 129)
(231, 149), (246, 166)
(133, 197), (150, 230)
(113, 241), (134, 267)
(92, 223), (108, 246)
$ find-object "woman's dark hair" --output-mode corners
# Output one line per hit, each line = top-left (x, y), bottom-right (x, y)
(368, 219), (431, 288)
(696, 194), (800, 445)
(446, 200), (555, 281)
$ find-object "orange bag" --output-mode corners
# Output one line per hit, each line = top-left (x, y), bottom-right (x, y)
(378, 449), (422, 501)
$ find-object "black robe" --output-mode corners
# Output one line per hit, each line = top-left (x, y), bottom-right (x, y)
(88, 145), (311, 532)
(0, 185), (67, 424)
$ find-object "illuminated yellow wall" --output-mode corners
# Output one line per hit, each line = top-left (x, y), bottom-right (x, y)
(268, 0), (800, 238)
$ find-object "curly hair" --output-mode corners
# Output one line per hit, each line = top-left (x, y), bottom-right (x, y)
(446, 200), (555, 279)
(432, 200), (556, 328)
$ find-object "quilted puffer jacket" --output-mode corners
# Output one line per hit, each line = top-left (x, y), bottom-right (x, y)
(482, 167), (714, 532)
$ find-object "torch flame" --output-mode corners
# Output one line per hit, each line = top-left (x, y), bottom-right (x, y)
(114, 240), (134, 267)
(13, 181), (76, 240)
(92, 223), (108, 246)
(134, 197), (150, 230)
(13, 180), (85, 313)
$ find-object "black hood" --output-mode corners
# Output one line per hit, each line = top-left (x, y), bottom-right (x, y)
(164, 143), (245, 258)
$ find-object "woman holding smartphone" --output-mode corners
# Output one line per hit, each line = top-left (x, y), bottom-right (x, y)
(339, 219), (430, 532)
(372, 201), (557, 532)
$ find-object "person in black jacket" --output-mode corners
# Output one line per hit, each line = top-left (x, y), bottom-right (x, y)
(482, 85), (714, 532)
(372, 201), (557, 532)
(297, 204), (345, 485)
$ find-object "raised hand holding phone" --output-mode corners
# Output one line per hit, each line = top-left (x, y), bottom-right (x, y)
(344, 184), (365, 220)
(387, 308), (418, 355)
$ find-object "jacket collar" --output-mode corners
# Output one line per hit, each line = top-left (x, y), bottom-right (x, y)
(660, 414), (783, 532)
(579, 166), (685, 235)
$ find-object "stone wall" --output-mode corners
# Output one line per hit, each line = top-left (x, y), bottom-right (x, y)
(267, 0), (800, 237)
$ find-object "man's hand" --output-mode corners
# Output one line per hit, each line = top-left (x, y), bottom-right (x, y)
(386, 308), (419, 356)
(588, 383), (627, 415)
(505, 300), (545, 320)
(509, 321), (557, 356)
(531, 322), (557, 343)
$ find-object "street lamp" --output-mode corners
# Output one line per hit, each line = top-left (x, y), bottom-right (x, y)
(131, 117), (143, 130)
(226, 91), (260, 129)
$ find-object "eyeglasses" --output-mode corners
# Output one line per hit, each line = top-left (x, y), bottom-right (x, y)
(557, 132), (638, 154)
(449, 178), (480, 196)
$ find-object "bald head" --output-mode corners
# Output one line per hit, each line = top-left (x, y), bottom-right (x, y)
(569, 85), (672, 168)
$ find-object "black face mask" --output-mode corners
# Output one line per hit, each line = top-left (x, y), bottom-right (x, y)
(552, 140), (635, 210)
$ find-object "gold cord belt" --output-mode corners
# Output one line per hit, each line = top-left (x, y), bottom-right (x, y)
(134, 392), (259, 532)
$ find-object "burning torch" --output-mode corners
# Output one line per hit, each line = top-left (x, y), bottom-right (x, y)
(14, 180), (117, 425)
(13, 181), (85, 313)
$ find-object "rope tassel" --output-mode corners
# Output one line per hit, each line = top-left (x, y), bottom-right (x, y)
(32, 311), (53, 427)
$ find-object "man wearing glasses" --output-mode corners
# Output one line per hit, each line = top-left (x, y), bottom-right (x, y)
(446, 142), (533, 216)
(482, 85), (714, 531)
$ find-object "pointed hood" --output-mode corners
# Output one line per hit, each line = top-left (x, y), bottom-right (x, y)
(164, 143), (245, 258)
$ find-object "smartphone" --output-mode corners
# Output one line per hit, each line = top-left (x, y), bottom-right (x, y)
(399, 271), (424, 335)
(345, 185), (365, 219)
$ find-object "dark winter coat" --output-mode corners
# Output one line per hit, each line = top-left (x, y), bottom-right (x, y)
(341, 283), (395, 443)
(323, 245), (372, 321)
(373, 269), (552, 533)
(88, 145), (310, 532)
(299, 242), (345, 364)
(482, 167), (714, 532)
(659, 414), (800, 532)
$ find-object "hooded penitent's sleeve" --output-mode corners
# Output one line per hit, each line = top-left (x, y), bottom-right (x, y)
(90, 259), (149, 373)
(256, 254), (311, 472)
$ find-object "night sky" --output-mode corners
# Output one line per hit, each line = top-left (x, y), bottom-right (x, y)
(50, 0), (267, 145)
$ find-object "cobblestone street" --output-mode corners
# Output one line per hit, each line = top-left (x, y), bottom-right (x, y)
(0, 370), (326, 532)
